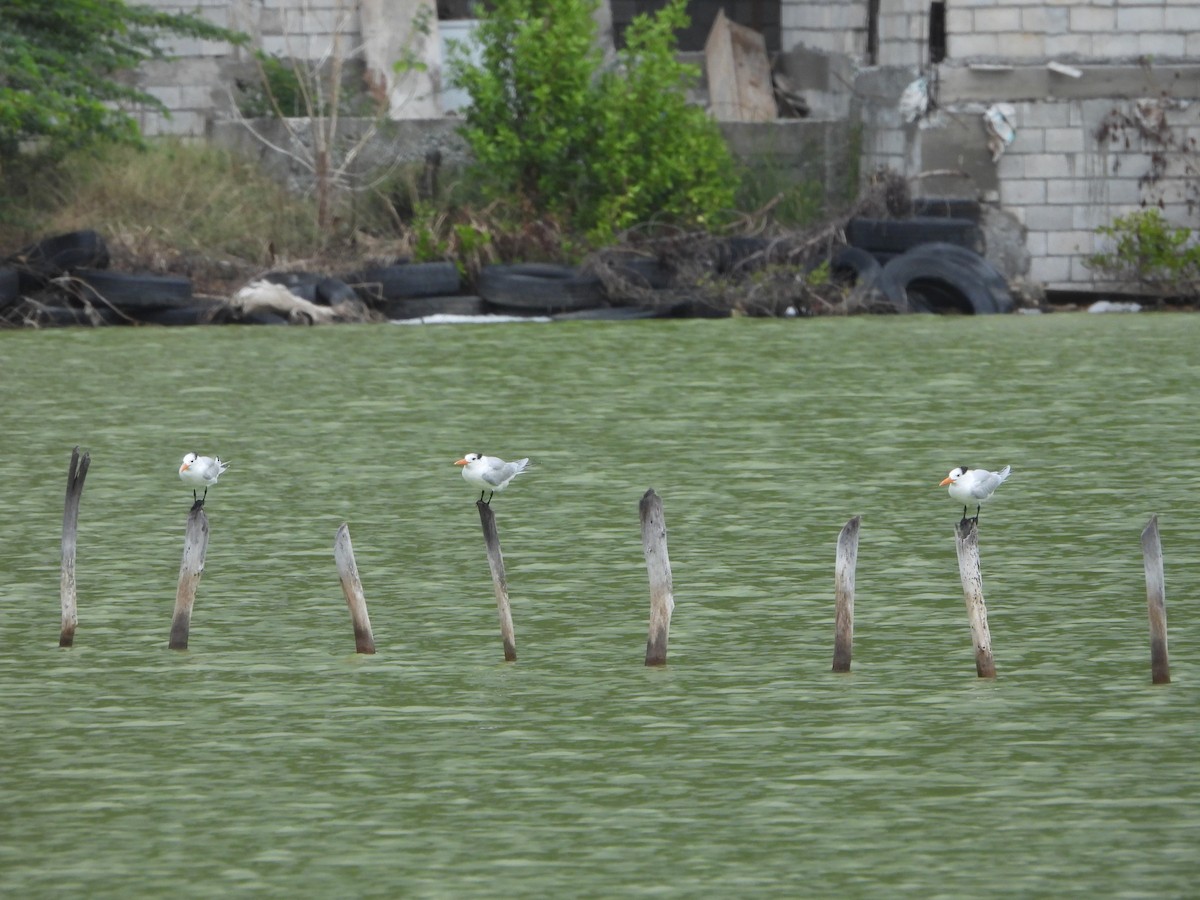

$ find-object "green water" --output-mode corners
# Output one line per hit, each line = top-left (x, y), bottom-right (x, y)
(1, 315), (1197, 897)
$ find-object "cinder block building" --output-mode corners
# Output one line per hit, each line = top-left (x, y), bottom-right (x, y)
(137, 0), (1200, 296)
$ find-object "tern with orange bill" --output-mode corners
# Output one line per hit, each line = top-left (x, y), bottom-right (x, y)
(940, 465), (1011, 523)
(455, 453), (530, 504)
(179, 452), (230, 503)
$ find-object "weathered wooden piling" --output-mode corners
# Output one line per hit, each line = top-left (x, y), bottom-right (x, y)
(334, 523), (376, 654)
(477, 500), (517, 661)
(832, 516), (861, 673)
(954, 519), (996, 678)
(1140, 515), (1170, 685)
(59, 446), (90, 648)
(168, 501), (210, 650)
(640, 489), (674, 666)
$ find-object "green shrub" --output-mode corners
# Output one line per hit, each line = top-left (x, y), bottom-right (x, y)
(447, 0), (735, 243)
(590, 0), (735, 239)
(237, 54), (309, 118)
(0, 0), (244, 161)
(1087, 208), (1200, 295)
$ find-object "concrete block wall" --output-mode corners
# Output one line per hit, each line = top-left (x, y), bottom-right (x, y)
(875, 4), (927, 69)
(136, 0), (383, 138)
(780, 0), (928, 69)
(780, 1), (865, 60)
(929, 0), (1200, 291)
(946, 1), (1200, 63)
(136, 1), (250, 137)
(988, 95), (1200, 290)
(133, 0), (1200, 294)
(849, 0), (1200, 292)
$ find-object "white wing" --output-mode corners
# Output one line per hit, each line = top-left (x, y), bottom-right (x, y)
(487, 457), (529, 487)
(970, 467), (1010, 498)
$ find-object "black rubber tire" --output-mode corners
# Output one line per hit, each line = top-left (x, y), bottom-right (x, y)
(831, 246), (882, 287)
(214, 306), (291, 325)
(716, 236), (771, 273)
(74, 269), (194, 309)
(552, 306), (663, 321)
(12, 230), (110, 277)
(20, 304), (130, 327)
(263, 271), (320, 302)
(477, 264), (605, 313)
(607, 256), (672, 290)
(877, 244), (1012, 314)
(0, 267), (20, 311)
(912, 197), (982, 222)
(316, 276), (359, 306)
(347, 262), (461, 302)
(380, 295), (486, 319)
(846, 217), (983, 255)
(133, 303), (223, 326)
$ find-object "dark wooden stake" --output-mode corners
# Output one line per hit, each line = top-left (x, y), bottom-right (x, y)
(641, 489), (674, 666)
(334, 523), (376, 654)
(1141, 515), (1170, 685)
(954, 519), (996, 678)
(477, 500), (516, 661)
(832, 515), (861, 673)
(59, 446), (90, 648)
(169, 501), (210, 650)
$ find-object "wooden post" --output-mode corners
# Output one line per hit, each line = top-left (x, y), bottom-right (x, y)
(334, 524), (376, 654)
(1141, 515), (1170, 685)
(641, 489), (674, 666)
(59, 446), (90, 648)
(954, 519), (996, 678)
(477, 500), (516, 661)
(169, 501), (210, 650)
(832, 516), (861, 673)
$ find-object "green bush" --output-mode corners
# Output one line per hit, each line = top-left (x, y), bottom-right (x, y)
(590, 0), (735, 239)
(1087, 209), (1200, 295)
(447, 0), (735, 242)
(0, 0), (244, 161)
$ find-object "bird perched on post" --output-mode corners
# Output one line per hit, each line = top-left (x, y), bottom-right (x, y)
(940, 465), (1011, 523)
(179, 452), (230, 503)
(455, 453), (529, 504)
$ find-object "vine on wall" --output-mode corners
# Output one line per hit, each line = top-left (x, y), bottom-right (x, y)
(1095, 97), (1199, 215)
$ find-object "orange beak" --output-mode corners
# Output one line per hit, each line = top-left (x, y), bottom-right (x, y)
(454, 458), (468, 466)
(180, 462), (191, 473)
(939, 476), (953, 486)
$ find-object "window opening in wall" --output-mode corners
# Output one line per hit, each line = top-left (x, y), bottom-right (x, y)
(867, 0), (880, 65)
(929, 2), (947, 64)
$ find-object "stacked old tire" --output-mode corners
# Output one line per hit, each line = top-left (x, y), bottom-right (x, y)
(1, 230), (208, 327)
(837, 199), (1014, 314)
(355, 259), (684, 321)
(344, 262), (476, 319)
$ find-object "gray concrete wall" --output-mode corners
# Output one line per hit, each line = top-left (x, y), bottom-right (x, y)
(135, 0), (441, 137)
(781, 0), (1200, 292)
(138, 0), (1200, 293)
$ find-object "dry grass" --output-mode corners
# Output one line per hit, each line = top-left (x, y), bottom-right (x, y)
(1, 141), (902, 313)
(0, 140), (408, 293)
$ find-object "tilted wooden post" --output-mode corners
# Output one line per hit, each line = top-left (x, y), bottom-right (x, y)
(334, 524), (376, 654)
(954, 519), (996, 678)
(1141, 515), (1170, 685)
(477, 501), (517, 661)
(832, 516), (861, 673)
(59, 446), (91, 648)
(169, 502), (210, 650)
(641, 489), (674, 666)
